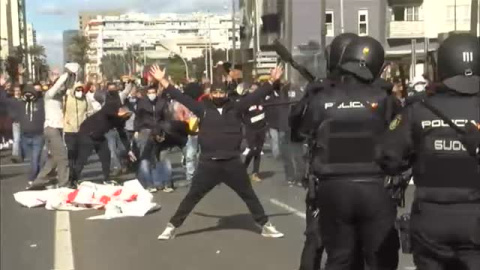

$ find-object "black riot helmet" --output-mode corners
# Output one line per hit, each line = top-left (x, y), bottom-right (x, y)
(437, 33), (480, 94)
(340, 36), (385, 82)
(327, 33), (358, 72)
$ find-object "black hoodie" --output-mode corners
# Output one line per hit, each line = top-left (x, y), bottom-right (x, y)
(1, 85), (45, 135)
(79, 100), (124, 140)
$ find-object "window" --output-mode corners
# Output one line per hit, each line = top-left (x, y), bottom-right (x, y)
(326, 11), (334, 37)
(446, 5), (470, 22)
(358, 10), (368, 36)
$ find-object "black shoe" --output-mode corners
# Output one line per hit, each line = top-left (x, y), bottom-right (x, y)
(26, 181), (51, 190)
(110, 169), (121, 177)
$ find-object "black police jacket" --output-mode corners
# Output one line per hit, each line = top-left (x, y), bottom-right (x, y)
(376, 85), (480, 203)
(164, 83), (274, 160)
(298, 76), (397, 181)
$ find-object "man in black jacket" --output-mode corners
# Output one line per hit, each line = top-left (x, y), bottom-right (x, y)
(134, 85), (173, 192)
(149, 64), (285, 240)
(73, 101), (131, 186)
(1, 84), (45, 182)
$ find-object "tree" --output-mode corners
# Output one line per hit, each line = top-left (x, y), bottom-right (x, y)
(100, 54), (128, 81)
(68, 34), (90, 72)
(190, 49), (229, 80)
(5, 56), (20, 82)
(28, 44), (47, 80)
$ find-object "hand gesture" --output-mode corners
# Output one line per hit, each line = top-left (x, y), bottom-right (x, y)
(128, 151), (137, 162)
(0, 74), (6, 87)
(270, 64), (284, 82)
(149, 64), (166, 82)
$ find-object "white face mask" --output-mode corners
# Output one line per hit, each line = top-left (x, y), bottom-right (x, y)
(75, 91), (83, 99)
(147, 94), (157, 101)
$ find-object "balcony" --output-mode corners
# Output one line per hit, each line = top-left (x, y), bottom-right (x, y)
(388, 21), (425, 39)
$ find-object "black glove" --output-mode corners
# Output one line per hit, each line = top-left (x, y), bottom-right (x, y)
(460, 122), (480, 158)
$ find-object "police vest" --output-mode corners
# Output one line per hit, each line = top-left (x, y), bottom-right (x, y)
(412, 94), (480, 189)
(311, 85), (388, 179)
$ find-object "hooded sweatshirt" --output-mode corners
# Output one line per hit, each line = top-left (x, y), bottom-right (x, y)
(78, 100), (124, 140)
(4, 85), (45, 135)
(63, 83), (88, 133)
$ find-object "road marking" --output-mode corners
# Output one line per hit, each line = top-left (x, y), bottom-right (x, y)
(269, 198), (306, 219)
(0, 162), (29, 168)
(53, 211), (75, 270)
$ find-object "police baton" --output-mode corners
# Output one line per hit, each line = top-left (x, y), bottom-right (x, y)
(273, 40), (316, 83)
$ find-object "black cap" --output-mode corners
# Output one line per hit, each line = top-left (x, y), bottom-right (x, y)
(438, 33), (480, 94)
(328, 33), (358, 72)
(340, 36), (385, 81)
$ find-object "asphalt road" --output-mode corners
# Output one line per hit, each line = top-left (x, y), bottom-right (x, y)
(0, 148), (415, 270)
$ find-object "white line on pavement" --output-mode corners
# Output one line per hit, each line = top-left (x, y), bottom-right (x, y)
(269, 198), (306, 219)
(0, 162), (28, 168)
(53, 211), (75, 270)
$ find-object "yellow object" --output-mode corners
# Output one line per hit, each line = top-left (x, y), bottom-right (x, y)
(257, 75), (271, 82)
(188, 117), (200, 134)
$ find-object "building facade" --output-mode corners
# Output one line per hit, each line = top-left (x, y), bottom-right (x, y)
(84, 12), (240, 76)
(79, 10), (124, 33)
(0, 0), (28, 72)
(26, 23), (36, 80)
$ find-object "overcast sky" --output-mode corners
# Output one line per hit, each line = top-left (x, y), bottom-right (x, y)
(27, 0), (236, 69)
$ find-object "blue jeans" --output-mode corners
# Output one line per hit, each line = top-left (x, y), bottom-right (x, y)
(185, 135), (199, 181)
(105, 129), (122, 170)
(138, 152), (172, 188)
(12, 122), (21, 158)
(21, 134), (45, 181)
(136, 129), (172, 188)
(270, 128), (298, 182)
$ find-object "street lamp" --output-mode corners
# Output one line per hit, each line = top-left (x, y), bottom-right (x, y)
(159, 43), (190, 80)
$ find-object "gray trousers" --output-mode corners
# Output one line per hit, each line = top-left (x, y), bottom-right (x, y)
(34, 127), (70, 186)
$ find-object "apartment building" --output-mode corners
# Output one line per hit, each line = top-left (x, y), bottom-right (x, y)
(84, 12), (240, 76)
(26, 23), (36, 79)
(0, 0), (28, 61)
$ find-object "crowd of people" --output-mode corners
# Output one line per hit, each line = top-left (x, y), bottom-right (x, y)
(0, 61), (308, 195)
(1, 29), (480, 270)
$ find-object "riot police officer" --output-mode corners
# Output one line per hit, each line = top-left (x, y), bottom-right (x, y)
(377, 33), (480, 270)
(298, 36), (400, 270)
(291, 32), (361, 270)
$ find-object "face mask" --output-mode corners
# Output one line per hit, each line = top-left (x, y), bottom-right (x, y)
(129, 97), (137, 103)
(75, 91), (83, 99)
(212, 96), (228, 107)
(147, 94), (157, 101)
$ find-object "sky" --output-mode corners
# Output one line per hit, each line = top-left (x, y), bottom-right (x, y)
(26, 0), (236, 69)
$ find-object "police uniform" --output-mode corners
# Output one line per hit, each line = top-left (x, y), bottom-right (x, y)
(298, 36), (400, 270)
(377, 33), (480, 270)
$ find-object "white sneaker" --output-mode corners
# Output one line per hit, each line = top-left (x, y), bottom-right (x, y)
(261, 222), (284, 238)
(242, 148), (250, 155)
(163, 187), (174, 193)
(260, 151), (264, 155)
(158, 223), (176, 240)
(147, 187), (158, 193)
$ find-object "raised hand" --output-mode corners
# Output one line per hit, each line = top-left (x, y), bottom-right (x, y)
(270, 64), (284, 82)
(149, 64), (166, 82)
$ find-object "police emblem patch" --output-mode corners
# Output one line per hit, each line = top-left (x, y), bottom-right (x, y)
(389, 115), (402, 130)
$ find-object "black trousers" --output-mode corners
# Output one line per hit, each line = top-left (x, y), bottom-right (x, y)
(244, 127), (266, 174)
(318, 180), (399, 270)
(411, 201), (480, 270)
(73, 133), (111, 183)
(169, 157), (269, 228)
(300, 205), (324, 270)
(64, 132), (80, 181)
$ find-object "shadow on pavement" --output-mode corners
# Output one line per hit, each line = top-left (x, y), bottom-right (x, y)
(175, 212), (292, 238)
